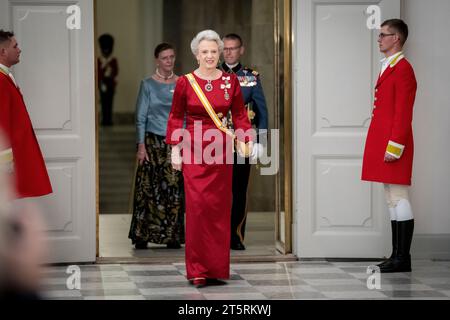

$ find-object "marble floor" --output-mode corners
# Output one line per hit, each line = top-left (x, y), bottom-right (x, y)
(40, 260), (450, 300)
(100, 212), (277, 259)
(93, 187), (450, 301)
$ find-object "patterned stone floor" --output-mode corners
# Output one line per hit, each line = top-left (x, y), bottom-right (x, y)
(40, 259), (450, 300)
(100, 213), (276, 258)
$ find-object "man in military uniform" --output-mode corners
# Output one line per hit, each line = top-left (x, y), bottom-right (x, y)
(221, 33), (269, 250)
(362, 20), (417, 272)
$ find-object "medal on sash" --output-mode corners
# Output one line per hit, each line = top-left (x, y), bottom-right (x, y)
(222, 76), (231, 101)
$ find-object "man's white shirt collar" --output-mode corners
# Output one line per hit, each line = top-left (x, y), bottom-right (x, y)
(380, 51), (403, 75)
(0, 63), (17, 87)
(226, 62), (239, 69)
(0, 63), (10, 74)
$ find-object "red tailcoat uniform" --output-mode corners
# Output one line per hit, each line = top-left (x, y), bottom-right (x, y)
(0, 71), (53, 198)
(97, 56), (118, 93)
(166, 73), (253, 280)
(362, 56), (417, 186)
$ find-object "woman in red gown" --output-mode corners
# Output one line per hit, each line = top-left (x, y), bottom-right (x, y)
(166, 30), (253, 287)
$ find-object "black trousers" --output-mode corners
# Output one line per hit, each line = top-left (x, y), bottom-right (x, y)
(100, 90), (114, 125)
(231, 154), (252, 243)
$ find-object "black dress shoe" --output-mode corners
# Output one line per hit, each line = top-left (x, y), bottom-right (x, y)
(134, 241), (148, 249)
(191, 278), (207, 288)
(231, 241), (246, 250)
(379, 256), (411, 273)
(206, 278), (227, 286)
(377, 259), (391, 268)
(166, 241), (181, 249)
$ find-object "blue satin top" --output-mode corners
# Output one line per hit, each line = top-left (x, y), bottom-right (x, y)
(135, 78), (176, 143)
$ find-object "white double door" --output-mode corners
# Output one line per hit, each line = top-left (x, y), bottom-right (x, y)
(294, 0), (400, 258)
(0, 0), (403, 262)
(0, 0), (96, 263)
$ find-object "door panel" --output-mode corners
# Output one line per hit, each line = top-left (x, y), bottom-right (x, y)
(0, 0), (96, 263)
(294, 0), (400, 258)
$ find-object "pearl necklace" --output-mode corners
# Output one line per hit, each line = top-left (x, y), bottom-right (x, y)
(156, 68), (174, 81)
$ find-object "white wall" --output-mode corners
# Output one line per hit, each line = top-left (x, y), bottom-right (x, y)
(95, 0), (163, 114)
(141, 0), (163, 78)
(403, 0), (450, 258)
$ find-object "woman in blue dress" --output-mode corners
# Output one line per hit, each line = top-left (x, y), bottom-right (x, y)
(129, 43), (184, 249)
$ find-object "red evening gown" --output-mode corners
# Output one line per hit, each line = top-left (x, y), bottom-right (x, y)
(166, 72), (253, 280)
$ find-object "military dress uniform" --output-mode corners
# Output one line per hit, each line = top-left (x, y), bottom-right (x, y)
(221, 62), (269, 250)
(0, 65), (53, 199)
(362, 52), (417, 185)
(361, 51), (417, 273)
(97, 56), (118, 125)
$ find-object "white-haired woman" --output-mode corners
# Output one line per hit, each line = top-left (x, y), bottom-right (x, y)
(166, 30), (254, 288)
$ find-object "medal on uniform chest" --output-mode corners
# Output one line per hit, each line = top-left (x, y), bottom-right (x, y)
(205, 80), (213, 92)
(221, 76), (231, 101)
(243, 70), (249, 86)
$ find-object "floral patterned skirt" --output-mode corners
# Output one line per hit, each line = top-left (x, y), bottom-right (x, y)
(128, 132), (185, 245)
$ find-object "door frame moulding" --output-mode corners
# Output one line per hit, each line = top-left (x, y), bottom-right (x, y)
(274, 0), (294, 255)
(94, 0), (295, 261)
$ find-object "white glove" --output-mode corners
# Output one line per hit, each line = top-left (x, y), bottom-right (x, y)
(171, 145), (182, 171)
(250, 143), (264, 162)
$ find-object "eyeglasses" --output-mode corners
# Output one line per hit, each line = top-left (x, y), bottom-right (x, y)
(223, 46), (241, 52)
(378, 33), (395, 39)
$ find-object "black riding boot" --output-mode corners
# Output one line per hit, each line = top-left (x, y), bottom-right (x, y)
(380, 220), (414, 273)
(377, 221), (398, 269)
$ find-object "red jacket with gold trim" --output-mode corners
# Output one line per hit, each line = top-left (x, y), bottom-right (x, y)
(362, 56), (417, 186)
(0, 72), (53, 198)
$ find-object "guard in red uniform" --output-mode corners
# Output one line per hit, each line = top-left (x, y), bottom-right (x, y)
(362, 20), (417, 273)
(0, 30), (52, 199)
(97, 34), (118, 126)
